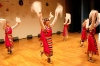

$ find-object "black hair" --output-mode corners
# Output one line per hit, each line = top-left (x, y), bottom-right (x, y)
(43, 18), (50, 25)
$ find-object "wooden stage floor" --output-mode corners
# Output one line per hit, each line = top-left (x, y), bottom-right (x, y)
(0, 33), (100, 66)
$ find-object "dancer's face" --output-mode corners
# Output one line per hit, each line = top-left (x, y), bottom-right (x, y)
(44, 18), (50, 26)
(6, 22), (10, 27)
(45, 21), (50, 26)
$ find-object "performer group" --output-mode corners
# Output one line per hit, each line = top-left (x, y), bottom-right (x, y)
(80, 10), (99, 63)
(0, 1), (100, 64)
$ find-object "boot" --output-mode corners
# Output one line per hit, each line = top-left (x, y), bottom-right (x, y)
(7, 49), (10, 54)
(10, 50), (12, 54)
(40, 51), (43, 57)
(47, 57), (52, 64)
(88, 57), (94, 63)
(80, 42), (84, 47)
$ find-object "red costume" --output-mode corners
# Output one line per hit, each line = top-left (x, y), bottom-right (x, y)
(87, 29), (98, 54)
(40, 26), (52, 56)
(81, 26), (87, 41)
(63, 23), (68, 37)
(5, 27), (13, 48)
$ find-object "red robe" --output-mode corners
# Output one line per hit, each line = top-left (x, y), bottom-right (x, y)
(81, 26), (87, 41)
(63, 24), (68, 37)
(40, 26), (52, 55)
(88, 29), (98, 54)
(5, 27), (12, 48)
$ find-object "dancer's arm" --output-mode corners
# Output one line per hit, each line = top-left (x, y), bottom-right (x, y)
(49, 12), (54, 20)
(89, 11), (98, 30)
(0, 19), (6, 30)
(11, 22), (20, 29)
(64, 17), (68, 25)
(64, 14), (71, 25)
(50, 3), (63, 27)
(82, 20), (86, 27)
(67, 14), (71, 25)
(94, 13), (100, 27)
(50, 12), (58, 27)
(38, 12), (45, 30)
(86, 19), (89, 29)
(11, 17), (21, 29)
(94, 21), (99, 27)
(67, 19), (71, 25)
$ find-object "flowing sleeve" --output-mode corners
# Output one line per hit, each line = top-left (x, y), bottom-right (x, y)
(0, 19), (6, 30)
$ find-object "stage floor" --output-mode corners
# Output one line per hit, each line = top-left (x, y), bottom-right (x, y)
(0, 33), (100, 66)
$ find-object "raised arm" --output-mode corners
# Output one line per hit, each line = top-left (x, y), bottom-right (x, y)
(89, 10), (98, 30)
(94, 21), (99, 27)
(94, 13), (100, 27)
(64, 17), (68, 25)
(38, 12), (45, 30)
(50, 12), (59, 27)
(51, 3), (63, 27)
(86, 19), (89, 29)
(67, 14), (71, 25)
(0, 19), (6, 30)
(64, 13), (71, 25)
(11, 17), (21, 29)
(48, 12), (54, 20)
(82, 20), (86, 27)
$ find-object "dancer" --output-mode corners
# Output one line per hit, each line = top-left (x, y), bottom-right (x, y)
(31, 1), (63, 63)
(86, 10), (99, 63)
(40, 12), (54, 56)
(0, 17), (21, 54)
(80, 19), (89, 47)
(63, 13), (71, 41)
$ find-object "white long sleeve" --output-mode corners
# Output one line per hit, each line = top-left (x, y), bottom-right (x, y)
(11, 17), (21, 29)
(11, 22), (19, 29)
(86, 19), (89, 29)
(0, 19), (6, 29)
(0, 19), (6, 23)
(49, 12), (54, 20)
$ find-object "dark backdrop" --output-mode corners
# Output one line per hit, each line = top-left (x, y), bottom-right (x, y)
(94, 0), (100, 33)
(67, 0), (99, 33)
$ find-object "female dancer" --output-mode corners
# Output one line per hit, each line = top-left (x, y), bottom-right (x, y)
(80, 19), (89, 47)
(40, 12), (54, 56)
(86, 10), (99, 63)
(63, 13), (71, 41)
(31, 1), (63, 63)
(0, 17), (21, 54)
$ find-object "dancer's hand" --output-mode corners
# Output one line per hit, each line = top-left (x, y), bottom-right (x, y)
(49, 12), (54, 20)
(16, 17), (21, 23)
(49, 12), (54, 18)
